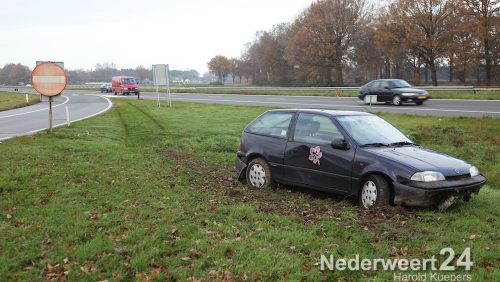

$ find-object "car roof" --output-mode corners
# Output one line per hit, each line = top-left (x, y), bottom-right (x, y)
(267, 109), (373, 117)
(371, 79), (406, 82)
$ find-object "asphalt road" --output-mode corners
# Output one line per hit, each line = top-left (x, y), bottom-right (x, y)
(0, 89), (112, 141)
(103, 91), (500, 118)
(1, 87), (498, 141)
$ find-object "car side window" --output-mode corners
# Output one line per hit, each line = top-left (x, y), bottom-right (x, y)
(380, 81), (390, 89)
(246, 112), (293, 138)
(293, 113), (343, 145)
(371, 81), (381, 89)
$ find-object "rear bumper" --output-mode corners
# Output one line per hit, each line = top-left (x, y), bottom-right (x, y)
(393, 175), (486, 207)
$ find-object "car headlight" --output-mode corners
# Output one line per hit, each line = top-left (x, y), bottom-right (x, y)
(402, 93), (415, 96)
(410, 171), (445, 182)
(469, 166), (480, 177)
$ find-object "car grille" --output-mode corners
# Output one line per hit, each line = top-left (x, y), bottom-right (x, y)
(445, 174), (471, 181)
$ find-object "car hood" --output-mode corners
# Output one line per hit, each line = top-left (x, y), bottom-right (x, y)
(364, 146), (471, 176)
(394, 88), (427, 94)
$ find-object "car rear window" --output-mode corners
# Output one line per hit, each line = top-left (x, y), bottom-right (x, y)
(246, 112), (293, 138)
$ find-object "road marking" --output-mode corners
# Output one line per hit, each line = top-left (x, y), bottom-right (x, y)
(0, 96), (70, 119)
(0, 95), (113, 142)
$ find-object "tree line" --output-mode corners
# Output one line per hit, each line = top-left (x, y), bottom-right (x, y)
(208, 0), (500, 86)
(0, 62), (201, 86)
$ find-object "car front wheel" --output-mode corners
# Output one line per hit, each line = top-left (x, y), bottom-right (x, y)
(246, 158), (273, 189)
(359, 175), (391, 209)
(392, 95), (402, 106)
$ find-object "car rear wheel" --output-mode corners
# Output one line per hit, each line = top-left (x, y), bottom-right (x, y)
(359, 175), (391, 209)
(392, 95), (402, 106)
(246, 158), (273, 189)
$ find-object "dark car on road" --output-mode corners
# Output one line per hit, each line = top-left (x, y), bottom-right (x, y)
(100, 83), (112, 93)
(235, 109), (485, 209)
(359, 79), (430, 106)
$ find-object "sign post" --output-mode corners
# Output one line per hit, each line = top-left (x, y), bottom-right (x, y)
(152, 64), (170, 107)
(31, 62), (67, 133)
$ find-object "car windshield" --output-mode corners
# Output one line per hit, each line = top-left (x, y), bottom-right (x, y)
(391, 80), (411, 88)
(121, 78), (136, 84)
(336, 115), (411, 146)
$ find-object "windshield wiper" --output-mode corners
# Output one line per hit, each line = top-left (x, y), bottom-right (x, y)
(360, 142), (389, 147)
(388, 141), (418, 147)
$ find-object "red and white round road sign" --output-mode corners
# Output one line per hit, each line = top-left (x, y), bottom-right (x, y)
(31, 62), (67, 96)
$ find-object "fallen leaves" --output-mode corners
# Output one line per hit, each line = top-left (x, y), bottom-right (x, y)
(41, 258), (72, 280)
(224, 248), (233, 258)
(190, 248), (203, 259)
(469, 234), (482, 240)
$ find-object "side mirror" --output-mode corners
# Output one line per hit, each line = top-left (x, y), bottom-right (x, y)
(331, 138), (350, 150)
(384, 86), (390, 89)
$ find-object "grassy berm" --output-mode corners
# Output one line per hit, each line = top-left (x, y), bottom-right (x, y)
(0, 101), (498, 281)
(0, 92), (40, 111)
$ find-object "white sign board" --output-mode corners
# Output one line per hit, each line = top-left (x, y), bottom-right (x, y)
(152, 64), (169, 86)
(365, 95), (377, 103)
(152, 64), (171, 107)
(37, 61), (64, 69)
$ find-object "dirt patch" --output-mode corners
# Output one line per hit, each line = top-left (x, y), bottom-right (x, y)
(161, 149), (422, 231)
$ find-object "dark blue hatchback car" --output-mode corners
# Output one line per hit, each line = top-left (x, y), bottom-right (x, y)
(235, 109), (486, 209)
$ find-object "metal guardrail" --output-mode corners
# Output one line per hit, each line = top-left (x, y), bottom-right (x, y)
(7, 85), (500, 91)
(165, 86), (478, 91)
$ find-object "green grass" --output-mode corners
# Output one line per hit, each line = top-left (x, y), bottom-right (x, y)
(0, 101), (498, 280)
(0, 92), (40, 111)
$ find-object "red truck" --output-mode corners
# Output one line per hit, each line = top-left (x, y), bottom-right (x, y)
(112, 76), (140, 95)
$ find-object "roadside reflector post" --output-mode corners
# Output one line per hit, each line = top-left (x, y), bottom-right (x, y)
(26, 94), (29, 104)
(156, 85), (160, 108)
(65, 105), (71, 126)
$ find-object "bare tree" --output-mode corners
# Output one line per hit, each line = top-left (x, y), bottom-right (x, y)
(207, 55), (231, 83)
(0, 63), (31, 85)
(379, 0), (457, 86)
(462, 0), (500, 85)
(286, 0), (368, 85)
(135, 65), (150, 81)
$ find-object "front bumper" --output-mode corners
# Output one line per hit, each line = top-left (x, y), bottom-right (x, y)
(234, 151), (247, 181)
(400, 94), (429, 102)
(123, 89), (139, 95)
(393, 175), (486, 208)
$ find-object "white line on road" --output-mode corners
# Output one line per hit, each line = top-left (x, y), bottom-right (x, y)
(0, 95), (113, 142)
(0, 96), (70, 119)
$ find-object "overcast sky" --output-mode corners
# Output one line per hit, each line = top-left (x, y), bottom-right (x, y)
(0, 0), (315, 74)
